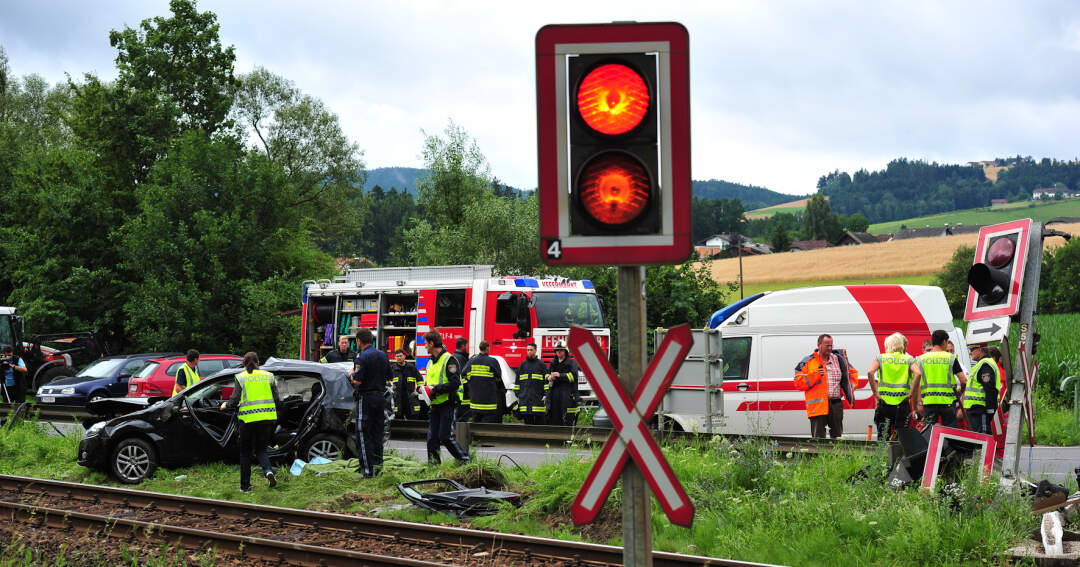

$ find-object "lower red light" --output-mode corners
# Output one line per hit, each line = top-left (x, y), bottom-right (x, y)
(577, 153), (650, 225)
(987, 237), (1015, 268)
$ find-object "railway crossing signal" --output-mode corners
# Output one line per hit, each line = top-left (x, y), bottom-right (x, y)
(965, 219), (1032, 321)
(535, 22), (692, 266)
(568, 323), (695, 526)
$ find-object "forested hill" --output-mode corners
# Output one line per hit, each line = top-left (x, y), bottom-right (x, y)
(819, 157), (1080, 223)
(364, 167), (799, 209)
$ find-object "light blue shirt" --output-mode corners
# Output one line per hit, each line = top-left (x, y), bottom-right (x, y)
(4, 357), (25, 387)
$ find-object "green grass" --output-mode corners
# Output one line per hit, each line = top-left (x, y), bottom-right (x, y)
(868, 199), (1080, 234)
(738, 274), (934, 298)
(0, 419), (1039, 565)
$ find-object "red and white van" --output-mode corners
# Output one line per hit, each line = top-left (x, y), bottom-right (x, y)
(661, 285), (972, 437)
(300, 265), (610, 401)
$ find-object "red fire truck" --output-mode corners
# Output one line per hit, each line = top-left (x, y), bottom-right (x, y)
(300, 265), (610, 399)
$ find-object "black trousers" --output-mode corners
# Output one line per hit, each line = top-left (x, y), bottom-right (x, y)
(355, 392), (385, 476)
(873, 399), (911, 441)
(923, 403), (958, 428)
(393, 385), (416, 420)
(472, 410), (500, 424)
(238, 420), (275, 490)
(427, 402), (469, 465)
(547, 389), (577, 426)
(809, 399), (844, 438)
(966, 406), (990, 434)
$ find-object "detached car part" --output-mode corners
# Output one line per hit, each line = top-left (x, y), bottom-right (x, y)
(397, 478), (521, 518)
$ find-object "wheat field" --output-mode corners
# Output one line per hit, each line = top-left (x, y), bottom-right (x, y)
(707, 222), (1080, 285)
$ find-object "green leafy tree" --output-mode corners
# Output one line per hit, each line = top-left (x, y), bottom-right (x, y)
(804, 193), (831, 241)
(416, 120), (491, 230)
(770, 222), (792, 252)
(931, 245), (976, 319)
(1039, 239), (1080, 314)
(846, 213), (870, 232)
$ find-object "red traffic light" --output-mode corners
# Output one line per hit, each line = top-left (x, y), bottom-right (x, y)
(578, 152), (651, 225)
(987, 237), (1015, 268)
(577, 63), (650, 135)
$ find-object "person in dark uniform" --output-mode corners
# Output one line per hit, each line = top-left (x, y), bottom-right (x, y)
(462, 341), (502, 424)
(453, 337), (471, 422)
(419, 331), (470, 465)
(546, 342), (582, 426)
(391, 348), (421, 419)
(320, 335), (356, 364)
(514, 343), (548, 425)
(350, 328), (391, 477)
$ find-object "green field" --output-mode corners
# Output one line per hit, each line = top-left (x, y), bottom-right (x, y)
(737, 274), (934, 298)
(868, 199), (1080, 234)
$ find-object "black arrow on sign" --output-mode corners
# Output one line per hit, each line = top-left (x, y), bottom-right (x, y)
(973, 322), (1003, 335)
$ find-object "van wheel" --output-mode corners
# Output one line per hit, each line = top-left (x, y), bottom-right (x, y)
(111, 437), (157, 484)
(301, 433), (347, 462)
(34, 365), (75, 392)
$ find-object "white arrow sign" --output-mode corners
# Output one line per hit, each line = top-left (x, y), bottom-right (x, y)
(965, 315), (1010, 344)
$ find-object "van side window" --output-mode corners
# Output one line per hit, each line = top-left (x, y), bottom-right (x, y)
(495, 294), (518, 325)
(435, 289), (467, 328)
(722, 337), (752, 380)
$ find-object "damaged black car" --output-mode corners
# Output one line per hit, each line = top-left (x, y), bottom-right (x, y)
(78, 358), (361, 484)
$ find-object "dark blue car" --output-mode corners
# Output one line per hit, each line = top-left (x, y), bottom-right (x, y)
(36, 353), (175, 405)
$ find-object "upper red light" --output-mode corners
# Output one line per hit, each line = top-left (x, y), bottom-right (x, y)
(577, 153), (650, 225)
(987, 237), (1015, 268)
(576, 63), (650, 135)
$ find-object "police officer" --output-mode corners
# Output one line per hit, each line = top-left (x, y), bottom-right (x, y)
(452, 337), (471, 422)
(462, 341), (502, 424)
(220, 352), (280, 492)
(419, 331), (470, 465)
(320, 335), (356, 364)
(514, 343), (548, 425)
(172, 349), (201, 396)
(963, 344), (1003, 434)
(867, 333), (923, 440)
(547, 342), (582, 426)
(351, 328), (391, 477)
(916, 330), (968, 428)
(391, 348), (421, 419)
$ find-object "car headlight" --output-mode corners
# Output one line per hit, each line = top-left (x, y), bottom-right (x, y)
(85, 421), (106, 437)
(61, 387), (76, 395)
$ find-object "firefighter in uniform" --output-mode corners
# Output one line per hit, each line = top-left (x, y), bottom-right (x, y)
(916, 329), (968, 428)
(453, 337), (471, 422)
(514, 343), (548, 425)
(963, 344), (1002, 434)
(320, 335), (356, 364)
(546, 342), (582, 426)
(173, 350), (201, 396)
(794, 334), (857, 438)
(419, 331), (471, 465)
(462, 341), (501, 424)
(351, 329), (391, 477)
(867, 332), (923, 441)
(221, 352), (280, 492)
(391, 348), (421, 419)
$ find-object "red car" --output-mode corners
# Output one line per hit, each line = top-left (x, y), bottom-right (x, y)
(126, 354), (243, 398)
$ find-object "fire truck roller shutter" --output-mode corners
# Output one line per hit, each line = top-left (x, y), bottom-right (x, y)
(311, 303), (335, 324)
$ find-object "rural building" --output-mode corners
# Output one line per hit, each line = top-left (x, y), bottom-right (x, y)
(696, 234), (772, 258)
(893, 225), (982, 240)
(1032, 187), (1075, 200)
(990, 198), (1008, 206)
(788, 240), (830, 252)
(835, 231), (879, 246)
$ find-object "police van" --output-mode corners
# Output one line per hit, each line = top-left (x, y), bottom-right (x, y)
(657, 285), (972, 437)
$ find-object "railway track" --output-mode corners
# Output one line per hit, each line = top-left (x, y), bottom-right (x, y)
(0, 474), (773, 567)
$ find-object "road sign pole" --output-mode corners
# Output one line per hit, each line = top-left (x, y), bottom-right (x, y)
(1002, 222), (1044, 479)
(618, 265), (652, 567)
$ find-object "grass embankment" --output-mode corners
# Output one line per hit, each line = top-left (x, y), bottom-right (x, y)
(0, 420), (1039, 565)
(706, 222), (1080, 289)
(745, 197), (812, 219)
(868, 199), (1080, 234)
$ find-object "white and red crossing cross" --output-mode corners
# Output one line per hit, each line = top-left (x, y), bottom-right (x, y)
(568, 324), (695, 527)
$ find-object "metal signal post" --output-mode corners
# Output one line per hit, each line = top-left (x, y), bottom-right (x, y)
(619, 265), (651, 566)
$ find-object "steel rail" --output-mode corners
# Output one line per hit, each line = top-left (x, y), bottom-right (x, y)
(0, 474), (771, 567)
(0, 499), (445, 567)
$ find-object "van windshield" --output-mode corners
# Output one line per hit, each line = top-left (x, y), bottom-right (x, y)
(0, 315), (13, 349)
(533, 293), (604, 328)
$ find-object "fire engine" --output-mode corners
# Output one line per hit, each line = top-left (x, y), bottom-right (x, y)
(300, 265), (610, 401)
(0, 305), (107, 392)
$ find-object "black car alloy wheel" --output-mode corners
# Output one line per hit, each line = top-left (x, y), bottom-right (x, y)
(302, 433), (346, 462)
(110, 437), (158, 484)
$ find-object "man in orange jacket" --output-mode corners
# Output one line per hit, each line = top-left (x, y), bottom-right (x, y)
(794, 334), (858, 438)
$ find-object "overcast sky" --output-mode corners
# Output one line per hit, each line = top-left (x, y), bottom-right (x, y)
(3, 1), (1079, 195)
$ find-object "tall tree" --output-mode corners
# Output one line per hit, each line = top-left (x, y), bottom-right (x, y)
(416, 120), (491, 230)
(804, 193), (832, 241)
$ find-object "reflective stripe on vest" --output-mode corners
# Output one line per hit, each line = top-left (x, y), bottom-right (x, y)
(237, 369), (277, 423)
(918, 351), (957, 405)
(963, 358), (1002, 408)
(173, 364), (201, 396)
(425, 352), (450, 405)
(877, 352), (914, 405)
